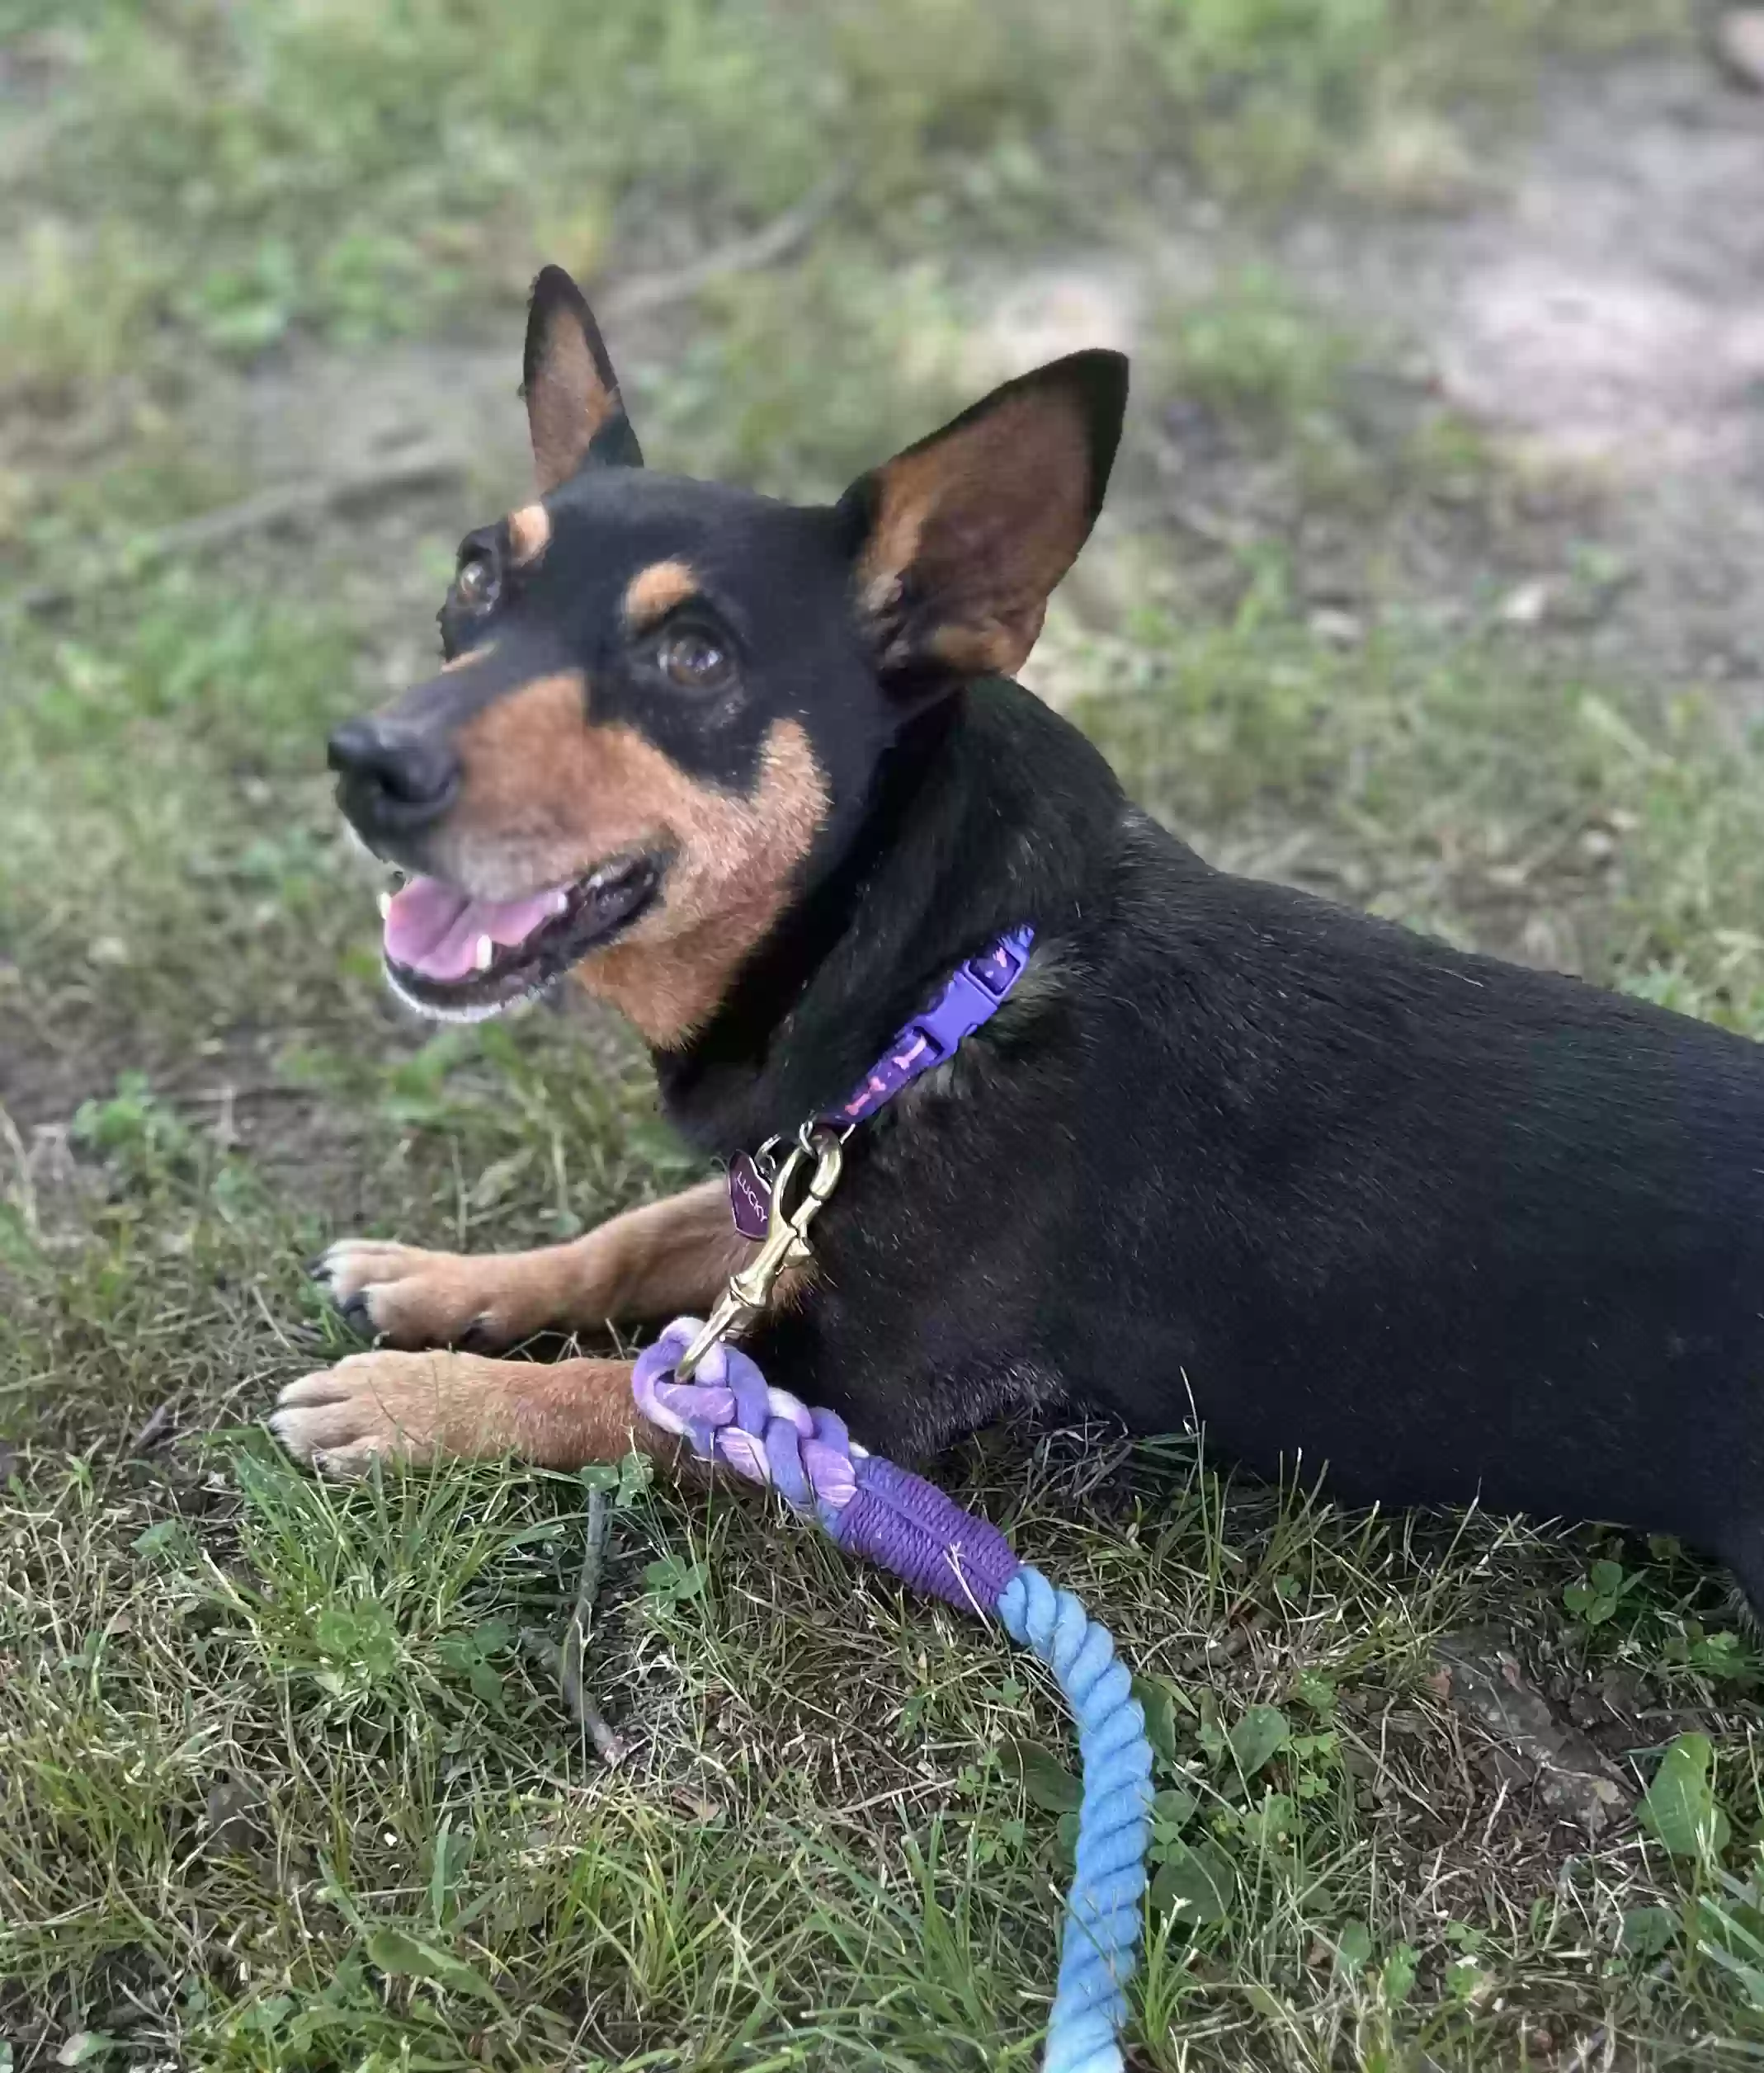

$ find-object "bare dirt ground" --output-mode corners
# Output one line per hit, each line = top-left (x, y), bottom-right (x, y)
(981, 54), (1764, 714)
(1313, 52), (1764, 704)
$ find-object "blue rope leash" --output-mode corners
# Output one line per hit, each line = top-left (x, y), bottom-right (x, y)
(634, 1322), (1153, 2073)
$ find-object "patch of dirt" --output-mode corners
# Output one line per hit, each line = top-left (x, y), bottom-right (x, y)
(1289, 52), (1764, 704)
(0, 996), (108, 1134)
(239, 340), (529, 494)
(0, 1006), (368, 1258)
(1434, 1626), (1631, 1838)
(975, 54), (1764, 716)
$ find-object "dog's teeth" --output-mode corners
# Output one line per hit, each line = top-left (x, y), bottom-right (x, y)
(474, 934), (494, 973)
(549, 889), (570, 916)
(378, 891), (393, 920)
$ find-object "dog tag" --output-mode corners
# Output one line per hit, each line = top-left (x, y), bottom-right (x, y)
(728, 1152), (771, 1241)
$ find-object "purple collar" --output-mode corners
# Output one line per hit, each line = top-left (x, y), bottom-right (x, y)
(727, 926), (1035, 1238)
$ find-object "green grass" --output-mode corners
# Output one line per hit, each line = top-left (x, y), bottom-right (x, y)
(1153, 272), (1362, 436)
(9, 0), (1764, 2066)
(638, 248), (976, 502)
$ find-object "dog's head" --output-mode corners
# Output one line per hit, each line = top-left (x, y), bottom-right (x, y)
(328, 265), (1127, 1044)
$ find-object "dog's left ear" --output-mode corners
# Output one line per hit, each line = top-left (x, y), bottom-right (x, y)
(522, 264), (644, 491)
(841, 350), (1127, 688)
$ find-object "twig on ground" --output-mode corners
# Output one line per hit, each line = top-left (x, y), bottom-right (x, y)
(127, 1400), (177, 1455)
(598, 170), (850, 322)
(524, 1485), (625, 1763)
(176, 1083), (314, 1106)
(7, 445), (468, 619)
(4, 177), (848, 624)
(0, 1101), (38, 1237)
(1559, 2028), (1611, 2073)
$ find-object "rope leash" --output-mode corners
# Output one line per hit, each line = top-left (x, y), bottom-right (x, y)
(634, 1321), (1154, 2073)
(622, 931), (1152, 2066)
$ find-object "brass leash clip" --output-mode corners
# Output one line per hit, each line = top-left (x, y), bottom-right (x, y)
(673, 1125), (845, 1380)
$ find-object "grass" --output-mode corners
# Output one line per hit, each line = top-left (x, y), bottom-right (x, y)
(8, 0), (1764, 2066)
(0, 0), (1686, 411)
(638, 250), (976, 502)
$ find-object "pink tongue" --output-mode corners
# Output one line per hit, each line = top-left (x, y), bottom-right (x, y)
(384, 874), (564, 982)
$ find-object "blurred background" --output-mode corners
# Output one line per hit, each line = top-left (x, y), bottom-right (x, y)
(7, 4), (1764, 2068)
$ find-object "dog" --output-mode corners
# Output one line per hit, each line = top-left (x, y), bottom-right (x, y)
(274, 264), (1764, 1617)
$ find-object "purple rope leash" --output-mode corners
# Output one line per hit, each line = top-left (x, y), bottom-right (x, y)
(634, 1319), (1153, 2073)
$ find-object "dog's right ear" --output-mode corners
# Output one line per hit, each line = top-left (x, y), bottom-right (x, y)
(522, 265), (644, 491)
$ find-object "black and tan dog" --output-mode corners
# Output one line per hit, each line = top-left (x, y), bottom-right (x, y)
(276, 266), (1764, 1613)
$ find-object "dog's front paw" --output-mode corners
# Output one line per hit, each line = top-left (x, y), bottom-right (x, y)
(312, 1239), (546, 1351)
(271, 1350), (507, 1474)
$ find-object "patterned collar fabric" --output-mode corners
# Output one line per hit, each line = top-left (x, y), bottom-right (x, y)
(824, 926), (1035, 1127)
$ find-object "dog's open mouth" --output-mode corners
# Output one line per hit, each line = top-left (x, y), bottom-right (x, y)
(380, 854), (662, 1016)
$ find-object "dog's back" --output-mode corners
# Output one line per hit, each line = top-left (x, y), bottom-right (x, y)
(744, 678), (1764, 1601)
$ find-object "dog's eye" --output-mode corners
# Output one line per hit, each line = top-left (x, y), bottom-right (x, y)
(657, 625), (733, 691)
(455, 554), (501, 613)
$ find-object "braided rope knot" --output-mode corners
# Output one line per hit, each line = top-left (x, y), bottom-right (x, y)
(633, 1321), (1021, 1609)
(633, 1320), (860, 1528)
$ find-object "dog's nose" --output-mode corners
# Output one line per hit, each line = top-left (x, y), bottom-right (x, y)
(327, 720), (460, 830)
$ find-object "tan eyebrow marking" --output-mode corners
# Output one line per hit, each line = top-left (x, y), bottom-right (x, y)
(506, 504), (551, 565)
(622, 558), (699, 632)
(441, 641), (498, 672)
